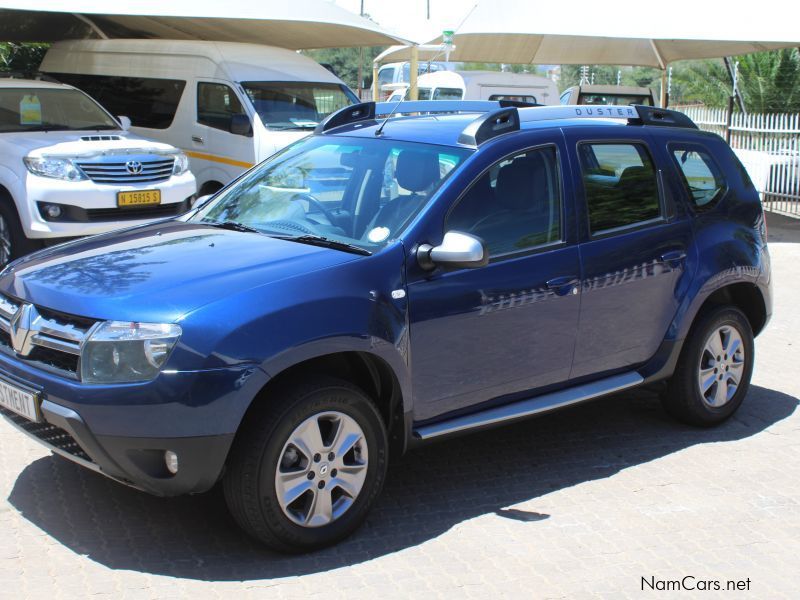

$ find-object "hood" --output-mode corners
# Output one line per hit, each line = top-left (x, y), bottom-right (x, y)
(0, 130), (178, 158)
(0, 221), (361, 323)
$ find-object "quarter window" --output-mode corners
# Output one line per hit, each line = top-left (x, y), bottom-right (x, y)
(197, 82), (247, 133)
(448, 146), (562, 257)
(578, 143), (661, 234)
(670, 145), (726, 210)
(47, 73), (185, 129)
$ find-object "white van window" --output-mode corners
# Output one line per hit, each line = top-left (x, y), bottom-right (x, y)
(197, 82), (248, 134)
(433, 88), (463, 100)
(488, 94), (537, 104)
(48, 73), (186, 129)
(418, 88), (432, 100)
(377, 67), (396, 88)
(241, 82), (356, 131)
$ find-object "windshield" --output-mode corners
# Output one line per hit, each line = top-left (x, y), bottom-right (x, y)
(241, 82), (357, 130)
(191, 135), (472, 253)
(0, 87), (119, 133)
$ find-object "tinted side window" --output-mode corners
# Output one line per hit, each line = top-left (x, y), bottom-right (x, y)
(49, 73), (185, 129)
(197, 82), (246, 132)
(670, 144), (726, 210)
(448, 146), (561, 256)
(579, 143), (661, 234)
(489, 94), (537, 104)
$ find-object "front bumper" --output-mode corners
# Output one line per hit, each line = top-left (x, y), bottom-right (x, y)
(0, 353), (268, 496)
(21, 171), (197, 239)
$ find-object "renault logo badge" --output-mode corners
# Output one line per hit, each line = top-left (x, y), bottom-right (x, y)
(9, 303), (38, 356)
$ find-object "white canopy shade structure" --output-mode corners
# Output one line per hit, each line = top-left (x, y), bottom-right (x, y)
(0, 0), (410, 48)
(375, 0), (800, 103)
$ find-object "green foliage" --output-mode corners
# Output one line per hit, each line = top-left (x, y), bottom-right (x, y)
(0, 42), (49, 73)
(303, 46), (387, 90)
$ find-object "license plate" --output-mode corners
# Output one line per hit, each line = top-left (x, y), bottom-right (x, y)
(0, 375), (40, 423)
(118, 189), (161, 207)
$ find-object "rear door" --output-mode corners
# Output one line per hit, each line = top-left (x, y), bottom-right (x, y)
(565, 131), (693, 378)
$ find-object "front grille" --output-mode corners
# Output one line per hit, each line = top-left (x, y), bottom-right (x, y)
(0, 295), (95, 377)
(76, 157), (175, 184)
(86, 200), (189, 222)
(0, 405), (93, 462)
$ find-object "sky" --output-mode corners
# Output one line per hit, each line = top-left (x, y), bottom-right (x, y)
(331, 0), (478, 43)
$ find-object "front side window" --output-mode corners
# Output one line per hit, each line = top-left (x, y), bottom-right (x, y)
(670, 144), (726, 210)
(191, 136), (471, 253)
(377, 67), (396, 87)
(0, 87), (118, 133)
(49, 73), (185, 129)
(242, 82), (356, 130)
(448, 146), (562, 256)
(197, 82), (248, 133)
(579, 143), (661, 234)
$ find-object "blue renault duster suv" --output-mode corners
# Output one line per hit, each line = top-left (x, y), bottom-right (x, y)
(0, 101), (771, 552)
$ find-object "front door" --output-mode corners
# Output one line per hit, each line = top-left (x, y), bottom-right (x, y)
(407, 143), (582, 422)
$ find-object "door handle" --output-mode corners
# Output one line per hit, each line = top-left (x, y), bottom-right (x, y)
(659, 250), (687, 263)
(546, 276), (580, 291)
(191, 135), (204, 144)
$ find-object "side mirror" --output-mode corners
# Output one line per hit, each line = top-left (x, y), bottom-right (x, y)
(417, 231), (488, 270)
(230, 113), (252, 137)
(118, 115), (131, 131)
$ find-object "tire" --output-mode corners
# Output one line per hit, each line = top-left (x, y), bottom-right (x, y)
(0, 194), (39, 267)
(223, 376), (388, 552)
(663, 306), (754, 427)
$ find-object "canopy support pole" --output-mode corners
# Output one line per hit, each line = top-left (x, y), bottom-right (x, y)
(372, 62), (379, 101)
(649, 40), (669, 107)
(409, 45), (419, 101)
(72, 13), (109, 39)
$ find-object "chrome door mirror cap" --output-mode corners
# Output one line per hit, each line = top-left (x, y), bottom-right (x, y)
(417, 231), (488, 270)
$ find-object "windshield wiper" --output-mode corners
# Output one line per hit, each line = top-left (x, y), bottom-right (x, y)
(204, 220), (263, 234)
(276, 234), (371, 255)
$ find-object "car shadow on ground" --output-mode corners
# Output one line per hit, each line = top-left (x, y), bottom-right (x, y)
(7, 384), (797, 581)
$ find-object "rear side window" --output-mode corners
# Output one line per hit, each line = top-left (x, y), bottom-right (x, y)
(488, 94), (537, 104)
(197, 82), (247, 132)
(578, 142), (661, 234)
(447, 145), (562, 257)
(433, 88), (463, 100)
(48, 73), (185, 129)
(669, 144), (726, 210)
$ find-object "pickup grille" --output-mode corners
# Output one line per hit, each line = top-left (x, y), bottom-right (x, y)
(76, 157), (175, 184)
(0, 295), (94, 378)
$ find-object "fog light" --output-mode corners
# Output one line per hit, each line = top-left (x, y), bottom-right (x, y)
(164, 450), (179, 474)
(43, 204), (62, 219)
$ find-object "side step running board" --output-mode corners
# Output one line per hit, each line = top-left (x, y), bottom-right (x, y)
(413, 371), (643, 440)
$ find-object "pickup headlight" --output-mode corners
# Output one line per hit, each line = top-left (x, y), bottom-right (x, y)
(23, 157), (86, 181)
(80, 321), (182, 384)
(172, 152), (190, 175)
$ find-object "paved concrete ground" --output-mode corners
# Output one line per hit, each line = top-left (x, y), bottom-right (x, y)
(1, 214), (799, 599)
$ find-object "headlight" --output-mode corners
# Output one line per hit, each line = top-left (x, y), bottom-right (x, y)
(80, 321), (182, 384)
(172, 152), (190, 175)
(23, 156), (86, 181)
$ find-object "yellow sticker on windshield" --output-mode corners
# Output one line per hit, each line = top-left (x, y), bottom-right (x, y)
(19, 95), (42, 125)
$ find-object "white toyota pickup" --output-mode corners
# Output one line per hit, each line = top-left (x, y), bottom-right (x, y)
(0, 78), (196, 265)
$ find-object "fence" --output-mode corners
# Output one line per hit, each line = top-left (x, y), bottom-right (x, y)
(671, 105), (800, 217)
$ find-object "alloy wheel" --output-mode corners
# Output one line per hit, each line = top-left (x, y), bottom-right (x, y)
(697, 324), (745, 407)
(275, 411), (368, 528)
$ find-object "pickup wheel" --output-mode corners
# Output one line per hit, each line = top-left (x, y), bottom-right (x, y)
(0, 194), (39, 267)
(223, 376), (388, 552)
(662, 306), (754, 427)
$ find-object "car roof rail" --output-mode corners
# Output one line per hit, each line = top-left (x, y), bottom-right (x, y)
(516, 104), (697, 129)
(458, 107), (521, 147)
(317, 100), (529, 134)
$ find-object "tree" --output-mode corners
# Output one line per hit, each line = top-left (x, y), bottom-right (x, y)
(303, 46), (387, 90)
(0, 42), (49, 74)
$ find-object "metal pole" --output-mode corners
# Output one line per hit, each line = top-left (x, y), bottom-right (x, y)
(372, 62), (379, 101)
(660, 68), (667, 108)
(409, 45), (419, 101)
(357, 0), (365, 98)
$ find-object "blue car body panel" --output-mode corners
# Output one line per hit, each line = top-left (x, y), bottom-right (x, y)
(0, 107), (772, 496)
